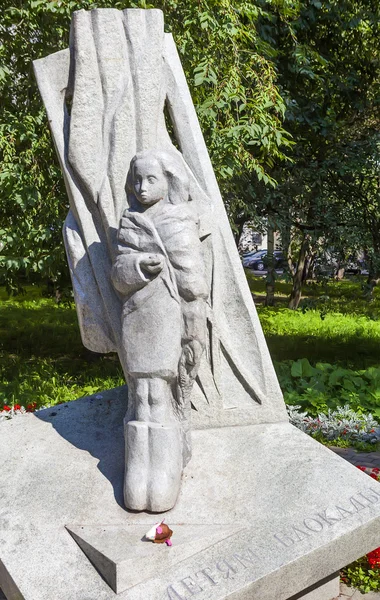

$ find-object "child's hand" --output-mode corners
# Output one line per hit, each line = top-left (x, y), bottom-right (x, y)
(140, 254), (164, 275)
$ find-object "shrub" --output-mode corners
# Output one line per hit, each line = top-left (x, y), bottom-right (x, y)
(278, 359), (380, 418)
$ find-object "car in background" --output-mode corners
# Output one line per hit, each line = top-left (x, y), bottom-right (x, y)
(314, 255), (369, 278)
(242, 249), (266, 268)
(242, 250), (286, 271)
(345, 258), (369, 276)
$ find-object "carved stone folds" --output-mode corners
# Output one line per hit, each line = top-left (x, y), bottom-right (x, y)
(33, 8), (287, 512)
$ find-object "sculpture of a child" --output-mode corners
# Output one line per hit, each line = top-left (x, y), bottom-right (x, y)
(111, 149), (208, 511)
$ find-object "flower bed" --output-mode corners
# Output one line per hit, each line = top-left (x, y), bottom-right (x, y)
(287, 404), (380, 449)
(340, 466), (380, 593)
(0, 402), (38, 422)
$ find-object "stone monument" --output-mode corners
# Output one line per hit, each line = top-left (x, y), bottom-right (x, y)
(33, 7), (286, 514)
(112, 149), (209, 511)
(1, 8), (380, 600)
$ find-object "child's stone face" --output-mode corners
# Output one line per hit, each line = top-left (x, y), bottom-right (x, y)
(133, 158), (168, 206)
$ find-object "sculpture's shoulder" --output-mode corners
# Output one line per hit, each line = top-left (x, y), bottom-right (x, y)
(154, 202), (199, 227)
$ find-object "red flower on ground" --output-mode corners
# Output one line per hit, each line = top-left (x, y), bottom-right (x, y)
(352, 468), (380, 567)
(26, 403), (37, 412)
(14, 404), (21, 411)
(2, 405), (11, 412)
(367, 548), (380, 568)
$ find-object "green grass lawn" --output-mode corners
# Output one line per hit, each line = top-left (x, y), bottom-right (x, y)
(1, 277), (380, 412)
(0, 287), (124, 409)
(258, 306), (380, 366)
(247, 272), (380, 367)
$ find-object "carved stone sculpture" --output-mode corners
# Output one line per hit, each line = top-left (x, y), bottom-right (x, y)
(33, 7), (286, 513)
(112, 150), (208, 509)
(2, 9), (378, 600)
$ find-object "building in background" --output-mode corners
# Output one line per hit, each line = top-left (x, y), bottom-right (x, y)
(238, 222), (280, 255)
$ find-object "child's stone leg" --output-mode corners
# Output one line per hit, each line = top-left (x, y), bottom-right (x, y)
(146, 422), (182, 512)
(148, 377), (176, 423)
(124, 376), (183, 511)
(124, 419), (149, 510)
(132, 377), (150, 422)
(124, 377), (150, 510)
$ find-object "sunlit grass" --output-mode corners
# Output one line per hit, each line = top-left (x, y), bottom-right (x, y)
(245, 275), (380, 367)
(2, 278), (380, 410)
(257, 307), (380, 367)
(0, 287), (124, 410)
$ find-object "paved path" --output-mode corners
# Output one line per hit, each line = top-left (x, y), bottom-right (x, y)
(338, 583), (380, 599)
(1, 446), (379, 600)
(329, 446), (380, 470)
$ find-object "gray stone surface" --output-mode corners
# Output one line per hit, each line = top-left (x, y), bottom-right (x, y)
(2, 394), (380, 600)
(33, 7), (287, 430)
(66, 523), (239, 594)
(4, 439), (380, 600)
(111, 149), (208, 510)
(33, 6), (288, 514)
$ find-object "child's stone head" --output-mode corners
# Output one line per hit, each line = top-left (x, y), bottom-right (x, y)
(132, 155), (168, 207)
(127, 149), (190, 208)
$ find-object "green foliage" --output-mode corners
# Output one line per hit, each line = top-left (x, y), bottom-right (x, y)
(324, 131), (380, 283)
(248, 275), (380, 365)
(250, 0), (380, 305)
(0, 288), (124, 409)
(0, 110), (68, 293)
(160, 0), (293, 189)
(341, 558), (380, 594)
(0, 0), (292, 290)
(278, 360), (380, 417)
(249, 276), (380, 418)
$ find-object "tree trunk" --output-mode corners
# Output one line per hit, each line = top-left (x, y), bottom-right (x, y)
(366, 231), (380, 297)
(234, 218), (246, 247)
(289, 234), (308, 310)
(336, 267), (345, 280)
(265, 226), (275, 306)
(366, 265), (380, 297)
(306, 253), (317, 280)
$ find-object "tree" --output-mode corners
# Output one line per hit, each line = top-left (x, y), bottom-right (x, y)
(253, 0), (380, 308)
(324, 125), (380, 294)
(0, 0), (292, 293)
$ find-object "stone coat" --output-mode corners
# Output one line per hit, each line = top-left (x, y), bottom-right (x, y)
(112, 201), (208, 378)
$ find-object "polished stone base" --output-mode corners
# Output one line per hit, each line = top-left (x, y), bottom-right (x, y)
(1, 389), (380, 600)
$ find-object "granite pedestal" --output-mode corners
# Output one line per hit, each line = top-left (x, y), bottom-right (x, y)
(1, 389), (380, 600)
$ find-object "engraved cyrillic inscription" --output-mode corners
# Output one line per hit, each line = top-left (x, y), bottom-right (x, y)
(167, 487), (380, 599)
